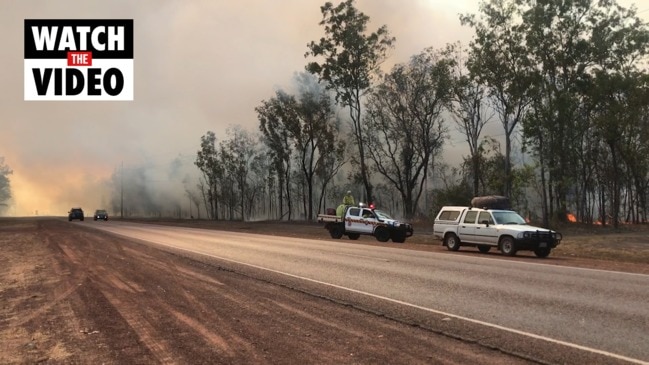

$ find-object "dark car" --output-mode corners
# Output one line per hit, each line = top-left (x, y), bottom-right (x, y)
(94, 209), (108, 221)
(68, 208), (84, 221)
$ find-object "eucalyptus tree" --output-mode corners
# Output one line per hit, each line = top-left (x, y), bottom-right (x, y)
(306, 0), (395, 204)
(257, 91), (295, 220)
(460, 0), (534, 199)
(219, 126), (257, 221)
(519, 0), (649, 226)
(517, 0), (647, 225)
(449, 43), (492, 197)
(195, 131), (222, 220)
(363, 47), (454, 219)
(587, 4), (649, 226)
(292, 78), (343, 221)
(257, 75), (344, 221)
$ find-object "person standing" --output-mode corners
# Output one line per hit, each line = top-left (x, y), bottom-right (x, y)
(343, 190), (355, 205)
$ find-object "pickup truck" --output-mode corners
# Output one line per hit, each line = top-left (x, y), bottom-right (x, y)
(433, 205), (562, 258)
(317, 204), (414, 243)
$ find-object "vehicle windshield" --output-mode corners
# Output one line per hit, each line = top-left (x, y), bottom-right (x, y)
(373, 210), (393, 220)
(96, 210), (106, 214)
(492, 211), (527, 225)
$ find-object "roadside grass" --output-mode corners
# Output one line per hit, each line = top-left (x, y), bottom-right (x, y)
(554, 223), (649, 264)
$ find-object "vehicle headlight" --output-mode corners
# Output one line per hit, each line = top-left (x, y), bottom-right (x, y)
(517, 232), (531, 239)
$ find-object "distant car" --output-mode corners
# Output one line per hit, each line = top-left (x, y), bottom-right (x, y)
(93, 209), (108, 221)
(68, 208), (84, 221)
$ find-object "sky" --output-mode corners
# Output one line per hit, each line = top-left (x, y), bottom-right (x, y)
(0, 0), (646, 216)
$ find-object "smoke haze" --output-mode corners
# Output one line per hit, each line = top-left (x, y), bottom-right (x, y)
(0, 0), (644, 216)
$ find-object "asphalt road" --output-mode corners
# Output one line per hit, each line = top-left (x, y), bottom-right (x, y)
(86, 221), (649, 365)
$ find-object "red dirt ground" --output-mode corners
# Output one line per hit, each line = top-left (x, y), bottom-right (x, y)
(1, 218), (545, 364)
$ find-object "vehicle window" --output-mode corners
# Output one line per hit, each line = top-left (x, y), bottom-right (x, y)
(463, 211), (478, 224)
(362, 209), (375, 218)
(348, 208), (360, 216)
(374, 210), (393, 220)
(478, 212), (494, 224)
(492, 211), (527, 225)
(438, 210), (460, 221)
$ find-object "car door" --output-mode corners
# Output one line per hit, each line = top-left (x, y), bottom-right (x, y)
(457, 210), (478, 243)
(356, 208), (377, 234)
(344, 207), (367, 233)
(475, 211), (498, 245)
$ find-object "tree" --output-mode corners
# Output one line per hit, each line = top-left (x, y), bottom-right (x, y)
(306, 0), (395, 203)
(517, 0), (649, 226)
(290, 73), (342, 220)
(195, 131), (222, 220)
(0, 157), (12, 215)
(258, 73), (345, 221)
(461, 0), (534, 199)
(364, 47), (453, 219)
(220, 126), (257, 221)
(257, 91), (296, 220)
(449, 43), (492, 197)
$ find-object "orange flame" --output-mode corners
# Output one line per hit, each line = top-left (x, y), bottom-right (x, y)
(567, 213), (577, 223)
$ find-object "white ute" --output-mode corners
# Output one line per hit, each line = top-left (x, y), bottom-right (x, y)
(317, 203), (414, 243)
(433, 197), (562, 258)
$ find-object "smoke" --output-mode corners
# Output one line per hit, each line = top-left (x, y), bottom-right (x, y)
(107, 155), (199, 218)
(7, 0), (641, 217)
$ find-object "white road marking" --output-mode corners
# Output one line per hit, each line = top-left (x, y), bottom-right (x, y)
(107, 229), (649, 365)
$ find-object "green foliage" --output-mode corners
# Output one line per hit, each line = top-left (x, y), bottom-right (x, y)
(461, 0), (535, 198)
(195, 131), (223, 220)
(305, 0), (395, 203)
(449, 43), (492, 197)
(220, 126), (257, 220)
(430, 182), (473, 218)
(257, 90), (296, 219)
(257, 74), (345, 220)
(364, 47), (454, 219)
(0, 157), (12, 213)
(305, 0), (395, 107)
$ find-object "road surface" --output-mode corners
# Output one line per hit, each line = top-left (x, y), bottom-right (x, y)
(86, 220), (649, 364)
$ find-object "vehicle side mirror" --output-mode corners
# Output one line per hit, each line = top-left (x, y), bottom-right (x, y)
(480, 220), (490, 227)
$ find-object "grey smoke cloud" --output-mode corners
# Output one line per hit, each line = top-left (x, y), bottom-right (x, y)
(0, 0), (643, 216)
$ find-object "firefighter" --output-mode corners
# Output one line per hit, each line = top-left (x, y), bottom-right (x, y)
(343, 190), (355, 206)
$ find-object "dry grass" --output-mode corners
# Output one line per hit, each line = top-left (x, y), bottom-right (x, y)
(554, 223), (649, 264)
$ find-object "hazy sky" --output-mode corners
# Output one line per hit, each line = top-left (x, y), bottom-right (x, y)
(1, 0), (646, 216)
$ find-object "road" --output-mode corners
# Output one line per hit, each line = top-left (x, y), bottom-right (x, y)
(87, 220), (649, 365)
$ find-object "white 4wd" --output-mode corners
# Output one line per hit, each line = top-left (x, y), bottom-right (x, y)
(433, 206), (562, 258)
(317, 204), (414, 243)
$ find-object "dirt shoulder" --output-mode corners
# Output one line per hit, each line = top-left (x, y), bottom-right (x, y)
(1, 218), (535, 364)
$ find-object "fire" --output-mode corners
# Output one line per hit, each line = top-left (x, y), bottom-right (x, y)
(567, 213), (577, 223)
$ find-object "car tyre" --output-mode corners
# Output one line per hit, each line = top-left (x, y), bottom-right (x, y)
(500, 237), (517, 256)
(391, 232), (406, 243)
(478, 245), (491, 253)
(348, 233), (360, 240)
(534, 247), (551, 258)
(445, 234), (461, 251)
(374, 227), (390, 242)
(330, 225), (344, 239)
